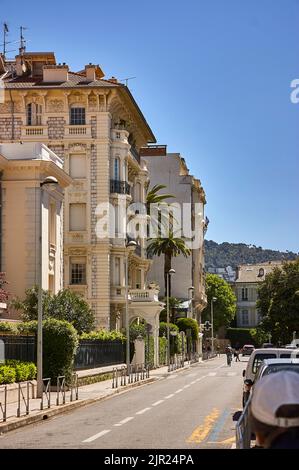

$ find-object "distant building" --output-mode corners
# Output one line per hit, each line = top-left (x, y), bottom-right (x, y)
(234, 261), (285, 328)
(207, 266), (236, 284)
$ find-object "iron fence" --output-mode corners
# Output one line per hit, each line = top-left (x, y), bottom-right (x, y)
(236, 397), (252, 449)
(75, 340), (125, 370)
(0, 335), (36, 363)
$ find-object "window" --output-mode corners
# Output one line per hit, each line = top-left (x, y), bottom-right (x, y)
(69, 203), (86, 231)
(241, 287), (248, 301)
(70, 258), (86, 285)
(114, 157), (120, 180)
(70, 107), (86, 125)
(114, 257), (121, 286)
(252, 354), (276, 374)
(241, 309), (249, 326)
(123, 161), (127, 181)
(69, 154), (86, 178)
(27, 103), (42, 125)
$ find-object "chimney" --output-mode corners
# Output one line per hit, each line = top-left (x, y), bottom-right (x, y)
(109, 76), (118, 84)
(85, 64), (96, 81)
(43, 64), (69, 82)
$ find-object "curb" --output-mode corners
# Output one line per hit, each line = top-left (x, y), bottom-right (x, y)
(0, 377), (157, 434)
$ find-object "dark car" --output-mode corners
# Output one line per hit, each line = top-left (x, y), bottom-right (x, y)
(242, 344), (255, 356)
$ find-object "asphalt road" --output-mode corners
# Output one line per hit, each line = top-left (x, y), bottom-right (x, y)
(0, 355), (248, 449)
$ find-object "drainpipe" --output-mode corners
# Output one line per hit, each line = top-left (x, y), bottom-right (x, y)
(8, 89), (15, 141)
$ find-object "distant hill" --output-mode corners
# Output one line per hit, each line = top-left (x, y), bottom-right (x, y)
(204, 240), (298, 269)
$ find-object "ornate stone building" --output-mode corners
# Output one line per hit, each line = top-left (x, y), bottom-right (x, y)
(0, 51), (163, 344)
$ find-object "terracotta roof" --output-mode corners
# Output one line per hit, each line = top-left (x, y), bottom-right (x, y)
(2, 71), (118, 89)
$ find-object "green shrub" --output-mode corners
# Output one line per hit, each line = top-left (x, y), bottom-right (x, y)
(159, 322), (179, 337)
(5, 360), (37, 382)
(0, 322), (18, 334)
(226, 328), (257, 348)
(176, 318), (199, 341)
(159, 336), (167, 365)
(0, 365), (16, 384)
(81, 330), (125, 342)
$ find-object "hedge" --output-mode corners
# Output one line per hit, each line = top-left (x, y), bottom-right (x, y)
(0, 361), (36, 384)
(175, 318), (199, 341)
(0, 322), (18, 334)
(225, 328), (258, 348)
(80, 330), (125, 342)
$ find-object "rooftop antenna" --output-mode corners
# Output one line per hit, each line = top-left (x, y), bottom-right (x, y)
(2, 22), (9, 57)
(120, 76), (136, 88)
(19, 26), (27, 55)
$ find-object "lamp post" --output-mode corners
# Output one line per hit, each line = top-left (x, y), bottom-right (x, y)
(211, 296), (217, 356)
(167, 268), (175, 370)
(188, 286), (194, 319)
(37, 176), (58, 398)
(125, 240), (137, 372)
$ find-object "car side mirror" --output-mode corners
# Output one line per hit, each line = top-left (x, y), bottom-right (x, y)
(242, 370), (245, 377)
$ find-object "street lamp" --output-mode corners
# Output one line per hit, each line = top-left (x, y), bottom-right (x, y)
(37, 176), (58, 398)
(211, 296), (217, 356)
(125, 240), (137, 372)
(188, 286), (194, 319)
(167, 268), (175, 370)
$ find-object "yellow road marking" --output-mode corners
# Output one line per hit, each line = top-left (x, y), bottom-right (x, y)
(186, 408), (220, 444)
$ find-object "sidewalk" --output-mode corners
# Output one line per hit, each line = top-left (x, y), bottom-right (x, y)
(0, 359), (203, 434)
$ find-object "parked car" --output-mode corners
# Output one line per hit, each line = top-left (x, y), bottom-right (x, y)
(242, 344), (255, 356)
(261, 342), (274, 348)
(237, 357), (299, 448)
(241, 348), (299, 407)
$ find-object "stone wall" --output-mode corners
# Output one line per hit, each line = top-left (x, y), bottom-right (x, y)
(47, 117), (65, 140)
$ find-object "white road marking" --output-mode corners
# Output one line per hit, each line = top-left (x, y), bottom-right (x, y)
(183, 384), (191, 389)
(227, 372), (237, 376)
(136, 407), (151, 415)
(83, 429), (110, 443)
(119, 417), (134, 424)
(186, 373), (196, 377)
(152, 400), (164, 406)
(164, 394), (174, 399)
(208, 372), (217, 376)
(167, 375), (178, 379)
(191, 380), (197, 385)
(175, 388), (183, 394)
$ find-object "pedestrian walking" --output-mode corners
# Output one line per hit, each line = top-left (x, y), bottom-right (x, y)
(217, 345), (221, 357)
(225, 345), (232, 366)
(235, 348), (240, 362)
(250, 371), (299, 449)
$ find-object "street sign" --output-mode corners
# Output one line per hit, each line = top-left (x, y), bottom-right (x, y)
(204, 321), (212, 331)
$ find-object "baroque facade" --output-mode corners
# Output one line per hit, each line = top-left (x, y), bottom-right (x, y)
(0, 51), (163, 341)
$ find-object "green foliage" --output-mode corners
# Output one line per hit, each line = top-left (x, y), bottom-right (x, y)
(0, 321), (18, 334)
(204, 240), (298, 270)
(159, 336), (167, 365)
(12, 287), (95, 334)
(159, 322), (179, 337)
(0, 365), (16, 384)
(256, 259), (299, 344)
(250, 327), (269, 347)
(202, 273), (236, 331)
(129, 322), (146, 341)
(175, 318), (199, 341)
(226, 328), (257, 348)
(5, 360), (37, 382)
(80, 330), (125, 342)
(42, 318), (78, 382)
(159, 297), (181, 323)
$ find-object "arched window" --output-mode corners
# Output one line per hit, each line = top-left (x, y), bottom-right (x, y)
(70, 105), (86, 125)
(114, 157), (120, 180)
(27, 103), (42, 126)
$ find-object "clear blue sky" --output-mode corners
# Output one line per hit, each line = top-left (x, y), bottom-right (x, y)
(1, 0), (299, 252)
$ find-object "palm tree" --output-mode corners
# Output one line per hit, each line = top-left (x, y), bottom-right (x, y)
(147, 233), (191, 297)
(146, 184), (174, 237)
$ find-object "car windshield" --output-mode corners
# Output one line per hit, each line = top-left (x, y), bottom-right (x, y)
(252, 354), (276, 374)
(262, 364), (299, 376)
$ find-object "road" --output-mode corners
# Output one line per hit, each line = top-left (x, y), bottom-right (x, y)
(0, 355), (247, 449)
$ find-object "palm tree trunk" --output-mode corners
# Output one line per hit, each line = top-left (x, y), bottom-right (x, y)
(164, 252), (172, 297)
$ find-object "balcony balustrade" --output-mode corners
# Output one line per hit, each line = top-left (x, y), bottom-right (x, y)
(110, 179), (131, 195)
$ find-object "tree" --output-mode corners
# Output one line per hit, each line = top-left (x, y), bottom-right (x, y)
(147, 233), (191, 296)
(12, 287), (95, 334)
(159, 297), (181, 323)
(257, 259), (299, 344)
(202, 273), (236, 332)
(0, 272), (10, 303)
(146, 183), (174, 237)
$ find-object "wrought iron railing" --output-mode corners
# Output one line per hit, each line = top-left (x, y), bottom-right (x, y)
(74, 340), (125, 370)
(110, 179), (131, 195)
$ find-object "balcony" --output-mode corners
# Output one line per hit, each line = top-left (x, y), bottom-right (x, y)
(110, 179), (131, 195)
(64, 125), (91, 139)
(130, 146), (140, 164)
(129, 289), (159, 303)
(21, 126), (48, 139)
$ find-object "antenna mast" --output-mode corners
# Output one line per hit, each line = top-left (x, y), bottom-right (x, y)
(3, 22), (9, 57)
(19, 26), (27, 55)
